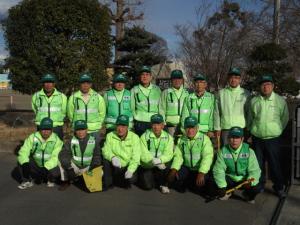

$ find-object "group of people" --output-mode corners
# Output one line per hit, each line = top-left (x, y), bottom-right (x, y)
(16, 66), (289, 204)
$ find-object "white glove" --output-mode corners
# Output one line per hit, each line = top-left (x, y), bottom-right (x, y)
(112, 156), (121, 168)
(125, 170), (133, 179)
(152, 158), (162, 165)
(157, 163), (166, 170)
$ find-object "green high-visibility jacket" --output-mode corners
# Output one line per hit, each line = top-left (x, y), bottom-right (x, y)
(67, 89), (106, 133)
(159, 86), (189, 126)
(247, 92), (289, 139)
(140, 129), (174, 168)
(213, 143), (261, 188)
(31, 88), (67, 127)
(214, 86), (250, 130)
(104, 89), (133, 129)
(131, 84), (161, 122)
(102, 130), (141, 173)
(18, 131), (63, 170)
(171, 131), (213, 173)
(181, 92), (215, 133)
(71, 135), (95, 168)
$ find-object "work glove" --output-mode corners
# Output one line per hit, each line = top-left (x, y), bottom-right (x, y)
(167, 169), (178, 183)
(124, 170), (133, 179)
(152, 158), (161, 165)
(217, 188), (226, 198)
(112, 156), (122, 168)
(67, 168), (77, 181)
(156, 163), (166, 170)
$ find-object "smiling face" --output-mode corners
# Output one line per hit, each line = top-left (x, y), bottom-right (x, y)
(185, 126), (198, 139)
(172, 78), (183, 89)
(75, 129), (88, 139)
(43, 82), (55, 94)
(116, 125), (128, 139)
(140, 72), (152, 86)
(229, 136), (244, 149)
(40, 129), (52, 140)
(194, 80), (207, 94)
(260, 82), (274, 97)
(228, 75), (241, 88)
(151, 123), (164, 137)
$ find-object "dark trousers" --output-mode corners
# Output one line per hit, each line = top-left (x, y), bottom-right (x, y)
(252, 136), (284, 191)
(134, 121), (151, 136)
(138, 164), (170, 190)
(19, 159), (60, 183)
(103, 159), (137, 189)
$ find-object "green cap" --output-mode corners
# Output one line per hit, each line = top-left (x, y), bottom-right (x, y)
(113, 74), (127, 83)
(39, 117), (53, 130)
(229, 126), (244, 137)
(228, 67), (241, 76)
(74, 120), (87, 130)
(151, 114), (164, 124)
(79, 73), (92, 83)
(140, 66), (151, 74)
(171, 70), (183, 79)
(193, 73), (206, 81)
(184, 116), (198, 128)
(41, 74), (56, 83)
(260, 74), (273, 84)
(116, 115), (129, 126)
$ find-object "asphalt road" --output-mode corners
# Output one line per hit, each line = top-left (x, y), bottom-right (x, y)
(0, 152), (280, 225)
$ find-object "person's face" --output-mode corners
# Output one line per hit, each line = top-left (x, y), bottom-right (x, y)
(229, 136), (244, 149)
(140, 72), (152, 86)
(228, 75), (241, 88)
(114, 82), (125, 91)
(40, 129), (52, 139)
(116, 125), (128, 138)
(171, 78), (183, 89)
(75, 129), (88, 139)
(80, 82), (92, 94)
(43, 82), (55, 93)
(185, 127), (198, 139)
(260, 82), (274, 96)
(151, 123), (164, 136)
(194, 80), (207, 93)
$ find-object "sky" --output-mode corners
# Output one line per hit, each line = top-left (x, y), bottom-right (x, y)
(0, 0), (261, 60)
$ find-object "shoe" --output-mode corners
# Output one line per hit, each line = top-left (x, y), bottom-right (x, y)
(275, 189), (287, 198)
(58, 182), (70, 191)
(219, 193), (232, 201)
(160, 185), (170, 194)
(18, 181), (34, 190)
(242, 191), (255, 204)
(46, 181), (55, 188)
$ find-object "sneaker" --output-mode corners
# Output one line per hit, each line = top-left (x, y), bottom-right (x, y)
(242, 191), (255, 204)
(46, 181), (55, 188)
(219, 193), (232, 201)
(160, 185), (170, 194)
(18, 181), (34, 190)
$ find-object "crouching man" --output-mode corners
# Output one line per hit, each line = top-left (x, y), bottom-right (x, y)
(17, 118), (63, 189)
(58, 120), (102, 191)
(102, 115), (141, 189)
(167, 116), (214, 195)
(212, 126), (261, 203)
(139, 114), (174, 194)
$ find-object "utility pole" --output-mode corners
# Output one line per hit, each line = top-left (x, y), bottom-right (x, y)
(273, 0), (280, 44)
(111, 0), (143, 61)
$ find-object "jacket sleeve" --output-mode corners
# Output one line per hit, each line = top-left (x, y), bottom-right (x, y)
(90, 136), (102, 170)
(44, 138), (63, 170)
(130, 88), (137, 120)
(171, 141), (183, 170)
(213, 92), (221, 131)
(247, 149), (261, 186)
(140, 134), (153, 164)
(160, 135), (174, 164)
(159, 90), (167, 121)
(18, 135), (34, 165)
(67, 95), (75, 123)
(213, 150), (227, 188)
(61, 93), (68, 119)
(98, 94), (106, 128)
(127, 136), (141, 173)
(180, 98), (189, 132)
(31, 93), (37, 114)
(58, 140), (73, 170)
(102, 135), (115, 161)
(281, 98), (289, 130)
(208, 95), (215, 131)
(246, 98), (255, 131)
(198, 135), (214, 173)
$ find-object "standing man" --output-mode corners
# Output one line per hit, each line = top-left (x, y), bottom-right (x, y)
(131, 66), (161, 136)
(58, 120), (102, 191)
(248, 74), (289, 198)
(168, 116), (214, 194)
(213, 127), (261, 203)
(102, 115), (141, 189)
(68, 73), (106, 137)
(32, 74), (67, 140)
(159, 69), (189, 136)
(104, 74), (133, 132)
(181, 74), (215, 137)
(214, 68), (250, 145)
(17, 118), (63, 189)
(139, 114), (174, 193)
